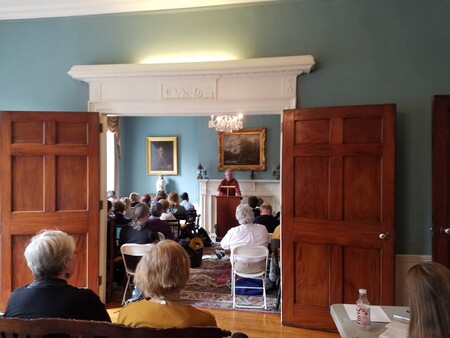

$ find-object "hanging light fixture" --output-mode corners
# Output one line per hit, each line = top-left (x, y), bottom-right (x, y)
(208, 113), (243, 132)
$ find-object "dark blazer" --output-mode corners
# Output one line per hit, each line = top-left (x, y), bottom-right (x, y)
(254, 214), (279, 233)
(112, 213), (131, 225)
(145, 218), (174, 240)
(4, 278), (111, 322)
(119, 223), (160, 247)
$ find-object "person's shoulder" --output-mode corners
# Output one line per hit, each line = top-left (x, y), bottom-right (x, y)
(253, 223), (269, 231)
(122, 298), (149, 310)
(68, 285), (98, 296)
(159, 219), (171, 226)
(187, 304), (216, 318)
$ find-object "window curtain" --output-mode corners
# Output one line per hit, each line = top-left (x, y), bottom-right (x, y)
(107, 116), (121, 196)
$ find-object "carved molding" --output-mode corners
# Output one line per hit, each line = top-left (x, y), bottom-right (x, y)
(68, 55), (315, 116)
(161, 80), (216, 100)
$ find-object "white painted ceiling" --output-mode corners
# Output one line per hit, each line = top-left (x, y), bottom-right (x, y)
(0, 0), (276, 21)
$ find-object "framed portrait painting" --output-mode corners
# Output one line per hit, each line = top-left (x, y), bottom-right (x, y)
(218, 128), (266, 171)
(146, 136), (178, 175)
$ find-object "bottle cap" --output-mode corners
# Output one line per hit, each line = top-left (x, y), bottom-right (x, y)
(359, 288), (367, 294)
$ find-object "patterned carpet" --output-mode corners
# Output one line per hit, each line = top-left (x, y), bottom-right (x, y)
(181, 250), (280, 313)
(111, 244), (280, 313)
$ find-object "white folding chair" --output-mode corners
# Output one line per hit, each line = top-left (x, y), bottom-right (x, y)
(120, 243), (152, 305)
(158, 232), (165, 241)
(231, 245), (269, 309)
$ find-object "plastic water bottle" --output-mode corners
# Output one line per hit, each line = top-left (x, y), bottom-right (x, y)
(356, 288), (371, 331)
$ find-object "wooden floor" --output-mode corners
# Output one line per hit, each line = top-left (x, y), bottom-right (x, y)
(106, 302), (339, 338)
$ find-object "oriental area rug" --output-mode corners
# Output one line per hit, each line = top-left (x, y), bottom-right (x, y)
(181, 247), (280, 314)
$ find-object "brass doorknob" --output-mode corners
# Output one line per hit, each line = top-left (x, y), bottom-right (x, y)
(379, 232), (389, 240)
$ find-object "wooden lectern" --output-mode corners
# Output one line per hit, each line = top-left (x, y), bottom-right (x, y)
(215, 196), (241, 241)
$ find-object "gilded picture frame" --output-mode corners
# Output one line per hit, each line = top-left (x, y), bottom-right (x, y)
(218, 128), (266, 171)
(146, 136), (178, 175)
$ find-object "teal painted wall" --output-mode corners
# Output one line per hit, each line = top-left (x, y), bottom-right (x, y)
(1, 0), (449, 255)
(119, 115), (281, 205)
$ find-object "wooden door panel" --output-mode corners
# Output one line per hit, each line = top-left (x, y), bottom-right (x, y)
(342, 247), (381, 304)
(56, 122), (88, 144)
(11, 236), (33, 290)
(432, 95), (450, 268)
(344, 157), (381, 221)
(295, 243), (329, 306)
(56, 156), (88, 210)
(12, 156), (44, 211)
(0, 111), (100, 310)
(282, 105), (396, 331)
(11, 121), (44, 143)
(295, 157), (329, 218)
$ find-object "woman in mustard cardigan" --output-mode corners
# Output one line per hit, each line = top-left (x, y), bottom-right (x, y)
(117, 240), (216, 328)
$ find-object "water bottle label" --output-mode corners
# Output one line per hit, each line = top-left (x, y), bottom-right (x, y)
(357, 306), (371, 329)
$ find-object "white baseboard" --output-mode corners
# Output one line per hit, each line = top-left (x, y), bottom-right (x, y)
(395, 254), (431, 306)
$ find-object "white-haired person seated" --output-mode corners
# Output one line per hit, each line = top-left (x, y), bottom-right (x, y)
(117, 240), (217, 328)
(218, 204), (270, 273)
(4, 229), (111, 322)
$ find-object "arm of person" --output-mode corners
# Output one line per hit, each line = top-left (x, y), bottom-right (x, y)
(216, 181), (223, 196)
(83, 290), (112, 322)
(118, 226), (126, 247)
(234, 181), (242, 197)
(220, 232), (231, 250)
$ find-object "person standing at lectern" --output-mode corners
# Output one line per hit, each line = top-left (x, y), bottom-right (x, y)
(217, 170), (241, 197)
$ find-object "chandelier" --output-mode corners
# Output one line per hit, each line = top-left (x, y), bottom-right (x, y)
(208, 114), (243, 132)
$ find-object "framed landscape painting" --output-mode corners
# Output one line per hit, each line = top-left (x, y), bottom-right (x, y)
(147, 136), (178, 175)
(218, 128), (266, 171)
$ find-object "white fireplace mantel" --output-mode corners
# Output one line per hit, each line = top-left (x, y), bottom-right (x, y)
(197, 179), (280, 233)
(68, 55), (315, 116)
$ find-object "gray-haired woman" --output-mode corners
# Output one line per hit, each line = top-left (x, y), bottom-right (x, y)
(4, 229), (110, 322)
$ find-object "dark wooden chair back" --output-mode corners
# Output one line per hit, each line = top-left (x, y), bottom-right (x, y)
(0, 317), (232, 338)
(166, 219), (181, 238)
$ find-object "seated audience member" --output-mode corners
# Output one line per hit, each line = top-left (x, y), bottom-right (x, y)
(129, 192), (141, 207)
(117, 240), (217, 328)
(107, 190), (117, 202)
(152, 190), (167, 205)
(107, 200), (114, 219)
(159, 199), (177, 221)
(141, 193), (151, 206)
(406, 262), (450, 338)
(112, 200), (132, 226)
(146, 203), (174, 240)
(119, 202), (160, 247)
(4, 229), (110, 322)
(219, 204), (270, 273)
(268, 225), (281, 289)
(257, 197), (264, 208)
(121, 197), (133, 219)
(247, 196), (261, 217)
(167, 192), (187, 218)
(180, 192), (195, 211)
(254, 203), (279, 233)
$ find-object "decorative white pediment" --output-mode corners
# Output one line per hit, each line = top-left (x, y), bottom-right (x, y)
(68, 55), (315, 116)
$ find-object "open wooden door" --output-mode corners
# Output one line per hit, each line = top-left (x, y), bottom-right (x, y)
(0, 111), (100, 310)
(432, 95), (450, 268)
(281, 104), (396, 331)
